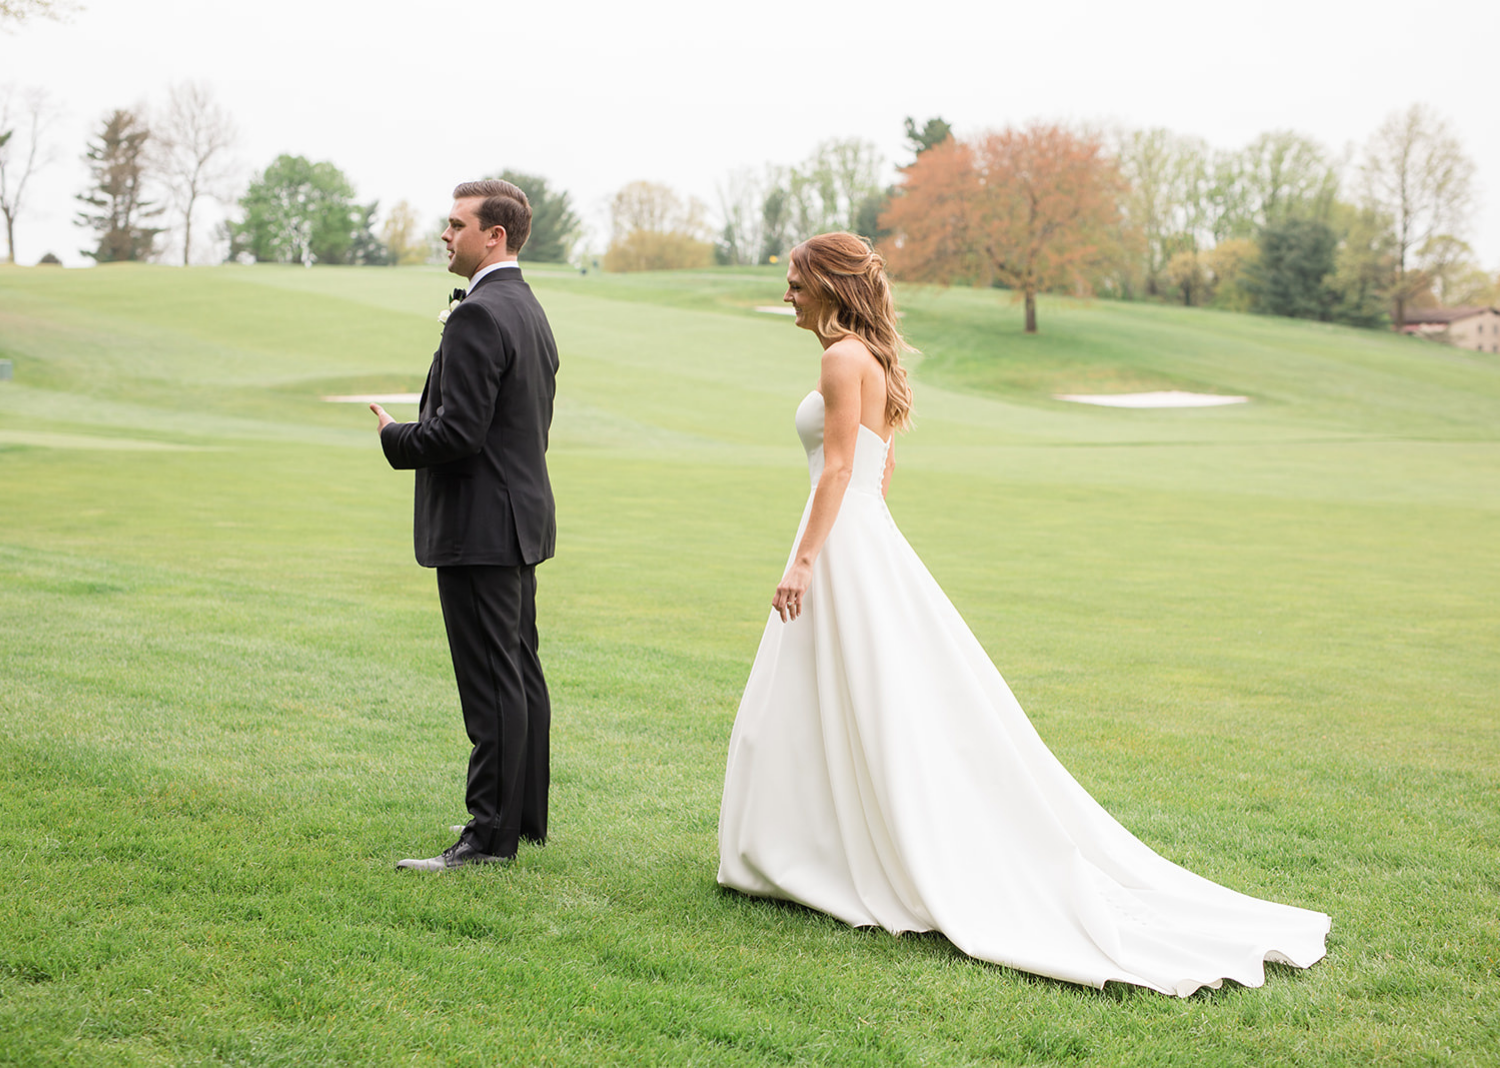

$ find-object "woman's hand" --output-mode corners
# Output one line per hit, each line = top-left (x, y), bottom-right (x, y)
(773, 560), (813, 622)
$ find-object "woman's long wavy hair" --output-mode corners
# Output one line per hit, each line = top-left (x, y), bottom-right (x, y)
(791, 232), (915, 431)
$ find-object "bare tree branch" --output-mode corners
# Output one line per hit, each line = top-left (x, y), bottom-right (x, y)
(0, 84), (60, 263)
(714, 166), (769, 267)
(151, 81), (238, 265)
(1360, 104), (1476, 325)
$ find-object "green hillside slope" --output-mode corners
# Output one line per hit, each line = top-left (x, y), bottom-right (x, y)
(1, 263), (1497, 1065)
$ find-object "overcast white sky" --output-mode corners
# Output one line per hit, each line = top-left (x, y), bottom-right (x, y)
(3, 0), (1497, 269)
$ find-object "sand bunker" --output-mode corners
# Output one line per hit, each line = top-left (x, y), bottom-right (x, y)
(323, 393), (422, 404)
(754, 305), (796, 316)
(1055, 391), (1249, 408)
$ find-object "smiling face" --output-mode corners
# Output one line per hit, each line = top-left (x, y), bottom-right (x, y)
(441, 197), (503, 279)
(784, 258), (827, 333)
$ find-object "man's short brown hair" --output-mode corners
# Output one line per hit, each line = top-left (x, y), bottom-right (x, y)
(453, 179), (531, 254)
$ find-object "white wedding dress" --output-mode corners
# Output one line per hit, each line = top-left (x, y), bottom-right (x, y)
(717, 391), (1330, 996)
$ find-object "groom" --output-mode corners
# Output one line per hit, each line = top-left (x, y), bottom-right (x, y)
(370, 179), (559, 871)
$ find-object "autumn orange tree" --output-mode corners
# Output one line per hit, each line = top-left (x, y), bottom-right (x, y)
(881, 124), (1124, 333)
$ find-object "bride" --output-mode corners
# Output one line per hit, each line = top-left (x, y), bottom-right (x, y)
(716, 232), (1330, 996)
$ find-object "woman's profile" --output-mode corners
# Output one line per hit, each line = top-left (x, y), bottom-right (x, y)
(716, 231), (1330, 996)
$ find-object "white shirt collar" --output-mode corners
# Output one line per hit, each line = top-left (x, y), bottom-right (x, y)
(468, 259), (519, 292)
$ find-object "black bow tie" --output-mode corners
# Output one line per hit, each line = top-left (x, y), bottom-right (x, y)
(450, 287), (466, 303)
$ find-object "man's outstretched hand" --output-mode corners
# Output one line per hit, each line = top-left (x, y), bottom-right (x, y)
(370, 403), (395, 431)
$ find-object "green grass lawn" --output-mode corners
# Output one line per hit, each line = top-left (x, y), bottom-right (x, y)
(1, 262), (1497, 1065)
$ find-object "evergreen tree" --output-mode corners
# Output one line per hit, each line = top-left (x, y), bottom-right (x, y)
(759, 186), (789, 263)
(491, 170), (580, 264)
(854, 189), (891, 243)
(904, 116), (953, 158)
(1243, 218), (1338, 321)
(347, 201), (388, 265)
(75, 109), (163, 262)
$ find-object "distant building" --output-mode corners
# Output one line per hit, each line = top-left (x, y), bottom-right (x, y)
(1398, 307), (1500, 353)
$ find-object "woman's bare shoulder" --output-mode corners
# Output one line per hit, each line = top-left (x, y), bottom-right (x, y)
(821, 335), (878, 371)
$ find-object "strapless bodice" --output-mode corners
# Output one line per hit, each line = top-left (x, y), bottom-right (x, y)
(794, 390), (889, 496)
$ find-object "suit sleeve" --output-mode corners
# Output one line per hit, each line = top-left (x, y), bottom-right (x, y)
(380, 302), (508, 469)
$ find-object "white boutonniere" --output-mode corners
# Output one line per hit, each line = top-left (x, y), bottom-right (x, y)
(438, 287), (466, 325)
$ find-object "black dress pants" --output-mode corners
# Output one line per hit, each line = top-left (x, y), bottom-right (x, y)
(435, 564), (549, 858)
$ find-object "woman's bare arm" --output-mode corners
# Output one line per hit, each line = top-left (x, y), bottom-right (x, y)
(773, 341), (867, 622)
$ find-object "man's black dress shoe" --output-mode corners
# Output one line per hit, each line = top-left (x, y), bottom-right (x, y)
(395, 839), (511, 872)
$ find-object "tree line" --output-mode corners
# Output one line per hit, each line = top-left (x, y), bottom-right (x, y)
(885, 107), (1484, 332)
(0, 82), (583, 270)
(1, 71), (1491, 336)
(602, 109), (1488, 334)
(598, 121), (950, 274)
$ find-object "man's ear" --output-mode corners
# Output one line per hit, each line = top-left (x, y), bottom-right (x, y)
(489, 225), (507, 250)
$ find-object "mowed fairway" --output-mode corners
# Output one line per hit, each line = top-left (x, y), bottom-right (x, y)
(2, 262), (1498, 1066)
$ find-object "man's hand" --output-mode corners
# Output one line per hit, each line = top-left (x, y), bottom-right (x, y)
(370, 403), (396, 431)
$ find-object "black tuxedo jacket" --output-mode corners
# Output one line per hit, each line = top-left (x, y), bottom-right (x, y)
(380, 267), (559, 568)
